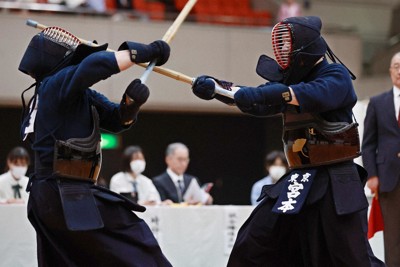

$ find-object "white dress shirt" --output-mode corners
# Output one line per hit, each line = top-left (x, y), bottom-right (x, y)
(394, 86), (400, 121)
(166, 168), (184, 188)
(110, 172), (161, 205)
(0, 171), (29, 204)
(250, 176), (274, 206)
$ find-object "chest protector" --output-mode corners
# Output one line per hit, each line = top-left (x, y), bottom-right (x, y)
(283, 110), (360, 169)
(53, 106), (101, 182)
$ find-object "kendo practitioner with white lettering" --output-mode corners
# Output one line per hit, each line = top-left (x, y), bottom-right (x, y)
(18, 26), (172, 266)
(191, 16), (385, 266)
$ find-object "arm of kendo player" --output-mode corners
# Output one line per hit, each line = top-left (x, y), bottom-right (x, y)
(87, 78), (150, 133)
(100, 43), (169, 131)
(87, 46), (170, 132)
(234, 63), (356, 116)
(192, 76), (286, 116)
(47, 40), (169, 106)
(233, 82), (293, 116)
(48, 41), (169, 132)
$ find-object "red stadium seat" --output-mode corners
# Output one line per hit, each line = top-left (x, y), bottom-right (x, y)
(177, 0), (272, 26)
(105, 0), (117, 11)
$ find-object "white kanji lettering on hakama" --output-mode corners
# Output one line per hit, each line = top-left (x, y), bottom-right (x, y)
(277, 172), (311, 213)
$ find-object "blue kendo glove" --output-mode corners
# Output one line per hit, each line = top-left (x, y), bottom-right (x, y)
(234, 82), (291, 113)
(125, 79), (150, 105)
(192, 75), (217, 100)
(192, 75), (235, 105)
(120, 79), (150, 125)
(118, 40), (170, 66)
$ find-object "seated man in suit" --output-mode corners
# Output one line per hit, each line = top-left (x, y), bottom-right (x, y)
(153, 143), (213, 205)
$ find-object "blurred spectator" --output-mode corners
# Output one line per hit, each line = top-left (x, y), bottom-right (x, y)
(250, 150), (288, 205)
(152, 142), (213, 205)
(0, 147), (30, 204)
(159, 0), (177, 14)
(85, 0), (106, 12)
(277, 0), (302, 22)
(303, 0), (311, 10)
(362, 51), (400, 266)
(116, 0), (132, 10)
(110, 146), (161, 206)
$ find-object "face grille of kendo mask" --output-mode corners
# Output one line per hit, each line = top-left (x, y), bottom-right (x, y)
(271, 22), (293, 70)
(42, 26), (81, 54)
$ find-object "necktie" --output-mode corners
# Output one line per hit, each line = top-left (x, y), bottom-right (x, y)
(177, 179), (184, 203)
(12, 184), (22, 199)
(131, 181), (138, 202)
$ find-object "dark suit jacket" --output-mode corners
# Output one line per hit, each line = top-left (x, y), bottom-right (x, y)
(152, 172), (199, 203)
(362, 89), (400, 192)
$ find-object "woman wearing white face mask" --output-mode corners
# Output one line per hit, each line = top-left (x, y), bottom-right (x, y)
(110, 146), (161, 206)
(250, 151), (288, 206)
(0, 147), (31, 204)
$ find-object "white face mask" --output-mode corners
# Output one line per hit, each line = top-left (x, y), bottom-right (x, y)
(269, 165), (287, 182)
(130, 160), (146, 175)
(10, 166), (28, 179)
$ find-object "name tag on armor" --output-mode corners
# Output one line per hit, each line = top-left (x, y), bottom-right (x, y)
(23, 97), (38, 141)
(272, 169), (316, 214)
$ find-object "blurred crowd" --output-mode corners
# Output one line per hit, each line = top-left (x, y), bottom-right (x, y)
(0, 0), (312, 26)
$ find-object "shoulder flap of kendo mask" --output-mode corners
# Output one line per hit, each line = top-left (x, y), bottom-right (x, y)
(256, 55), (284, 82)
(69, 42), (108, 65)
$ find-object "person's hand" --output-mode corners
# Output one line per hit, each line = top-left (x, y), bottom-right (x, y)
(141, 200), (157, 206)
(161, 199), (174, 205)
(118, 40), (170, 66)
(120, 79), (150, 125)
(6, 198), (24, 204)
(125, 79), (150, 106)
(149, 40), (170, 66)
(204, 194), (213, 205)
(192, 75), (217, 100)
(367, 176), (379, 197)
(187, 201), (200, 205)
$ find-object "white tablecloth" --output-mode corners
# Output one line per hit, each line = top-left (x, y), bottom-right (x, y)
(0, 204), (384, 267)
(0, 204), (36, 267)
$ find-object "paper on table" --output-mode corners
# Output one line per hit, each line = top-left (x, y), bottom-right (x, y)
(183, 179), (209, 204)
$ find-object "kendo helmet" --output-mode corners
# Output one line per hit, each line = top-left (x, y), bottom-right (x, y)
(272, 16), (326, 71)
(256, 16), (331, 85)
(19, 26), (108, 81)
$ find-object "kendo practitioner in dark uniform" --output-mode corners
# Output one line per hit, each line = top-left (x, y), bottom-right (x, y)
(18, 26), (172, 266)
(191, 16), (385, 267)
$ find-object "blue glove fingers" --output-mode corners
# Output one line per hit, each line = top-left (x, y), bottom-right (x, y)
(192, 76), (216, 100)
(150, 40), (170, 66)
(125, 79), (150, 105)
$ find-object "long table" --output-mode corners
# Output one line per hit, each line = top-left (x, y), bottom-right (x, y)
(0, 204), (384, 267)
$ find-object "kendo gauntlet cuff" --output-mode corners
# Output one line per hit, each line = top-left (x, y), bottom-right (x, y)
(118, 40), (170, 66)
